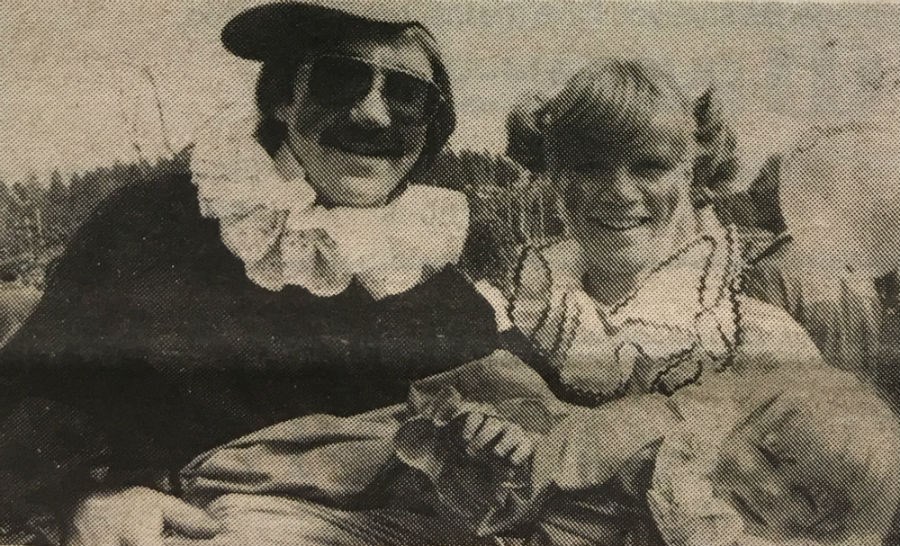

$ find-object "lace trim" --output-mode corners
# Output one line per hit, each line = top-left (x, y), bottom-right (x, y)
(506, 209), (743, 402)
(189, 104), (469, 298)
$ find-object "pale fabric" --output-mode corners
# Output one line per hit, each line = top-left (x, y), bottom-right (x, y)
(178, 404), (492, 545)
(180, 405), (403, 506)
(176, 354), (837, 546)
(646, 388), (746, 546)
(396, 351), (570, 536)
(190, 105), (469, 298)
(506, 208), (744, 399)
(179, 351), (564, 540)
(164, 494), (491, 546)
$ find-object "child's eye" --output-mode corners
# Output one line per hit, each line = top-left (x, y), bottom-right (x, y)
(756, 444), (783, 467)
(792, 485), (819, 514)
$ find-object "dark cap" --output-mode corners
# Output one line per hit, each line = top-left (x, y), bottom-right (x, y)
(223, 1), (456, 165)
(222, 1), (430, 61)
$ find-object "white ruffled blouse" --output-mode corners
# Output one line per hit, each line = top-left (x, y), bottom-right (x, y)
(500, 209), (744, 403)
(189, 107), (469, 299)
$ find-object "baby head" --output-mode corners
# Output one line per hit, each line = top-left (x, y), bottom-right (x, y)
(709, 368), (900, 544)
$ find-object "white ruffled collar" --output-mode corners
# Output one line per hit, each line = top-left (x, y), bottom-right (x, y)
(190, 106), (469, 299)
(508, 209), (742, 401)
(647, 407), (880, 546)
(531, 208), (737, 329)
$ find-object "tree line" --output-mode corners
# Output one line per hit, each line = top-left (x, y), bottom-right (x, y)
(0, 149), (192, 283)
(0, 147), (566, 286)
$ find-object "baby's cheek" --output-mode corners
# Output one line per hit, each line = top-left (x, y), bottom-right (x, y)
(717, 445), (759, 482)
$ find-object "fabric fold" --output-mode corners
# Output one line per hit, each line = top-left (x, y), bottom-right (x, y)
(507, 208), (743, 402)
(395, 351), (569, 536)
(179, 351), (568, 538)
(180, 406), (405, 507)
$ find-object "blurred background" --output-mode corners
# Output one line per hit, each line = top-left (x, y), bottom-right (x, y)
(2, 0), (900, 343)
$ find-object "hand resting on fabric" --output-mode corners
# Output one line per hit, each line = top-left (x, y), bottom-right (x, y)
(65, 487), (222, 546)
(456, 411), (534, 467)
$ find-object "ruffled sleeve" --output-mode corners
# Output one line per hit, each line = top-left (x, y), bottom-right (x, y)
(394, 350), (568, 536)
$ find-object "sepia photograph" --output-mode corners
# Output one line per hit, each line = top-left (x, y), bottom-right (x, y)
(3, 0), (900, 544)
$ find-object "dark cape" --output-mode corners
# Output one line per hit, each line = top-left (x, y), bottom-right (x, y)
(0, 174), (498, 537)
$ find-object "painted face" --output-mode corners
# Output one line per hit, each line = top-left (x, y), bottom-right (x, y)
(710, 397), (852, 543)
(276, 34), (434, 208)
(556, 140), (694, 277)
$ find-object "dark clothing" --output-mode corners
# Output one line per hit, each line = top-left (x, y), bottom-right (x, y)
(0, 174), (498, 532)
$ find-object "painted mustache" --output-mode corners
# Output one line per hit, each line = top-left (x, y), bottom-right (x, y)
(319, 124), (407, 159)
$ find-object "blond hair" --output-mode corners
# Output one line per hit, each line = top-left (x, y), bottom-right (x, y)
(536, 58), (694, 172)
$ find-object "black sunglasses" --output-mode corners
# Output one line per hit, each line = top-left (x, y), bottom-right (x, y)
(305, 55), (441, 125)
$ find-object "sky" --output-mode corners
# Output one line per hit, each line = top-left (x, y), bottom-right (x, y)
(3, 0), (900, 184)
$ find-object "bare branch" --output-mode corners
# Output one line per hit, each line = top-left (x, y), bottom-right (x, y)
(141, 65), (175, 157)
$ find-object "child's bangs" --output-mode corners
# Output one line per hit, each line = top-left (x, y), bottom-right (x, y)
(542, 60), (692, 165)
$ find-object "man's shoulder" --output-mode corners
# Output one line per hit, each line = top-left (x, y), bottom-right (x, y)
(386, 266), (496, 320)
(48, 173), (210, 283)
(83, 172), (200, 234)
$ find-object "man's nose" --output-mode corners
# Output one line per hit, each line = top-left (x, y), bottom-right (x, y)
(348, 78), (391, 128)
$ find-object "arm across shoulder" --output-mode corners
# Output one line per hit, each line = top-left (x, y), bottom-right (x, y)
(732, 294), (826, 372)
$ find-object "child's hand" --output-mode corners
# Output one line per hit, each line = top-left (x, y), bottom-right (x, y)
(457, 412), (533, 467)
